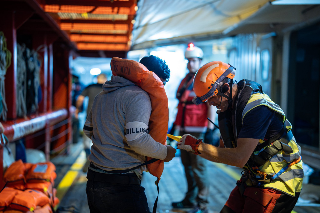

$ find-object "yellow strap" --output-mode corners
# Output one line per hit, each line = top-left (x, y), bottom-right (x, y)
(167, 134), (181, 142)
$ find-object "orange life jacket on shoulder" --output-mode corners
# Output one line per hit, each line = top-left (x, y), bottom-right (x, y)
(111, 57), (168, 178)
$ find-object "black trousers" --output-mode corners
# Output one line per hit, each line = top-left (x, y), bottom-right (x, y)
(86, 169), (150, 213)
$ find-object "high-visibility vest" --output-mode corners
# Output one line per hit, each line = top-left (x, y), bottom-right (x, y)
(219, 79), (303, 196)
(244, 92), (303, 196)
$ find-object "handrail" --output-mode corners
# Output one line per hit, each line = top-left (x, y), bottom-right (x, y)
(2, 109), (68, 142)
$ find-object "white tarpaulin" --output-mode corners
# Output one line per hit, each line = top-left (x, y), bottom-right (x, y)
(131, 0), (271, 50)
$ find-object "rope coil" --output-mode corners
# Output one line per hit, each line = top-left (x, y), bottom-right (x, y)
(17, 44), (27, 117)
(0, 32), (12, 121)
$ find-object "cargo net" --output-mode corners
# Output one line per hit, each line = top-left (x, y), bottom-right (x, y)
(16, 44), (42, 117)
(0, 32), (11, 121)
(17, 44), (27, 117)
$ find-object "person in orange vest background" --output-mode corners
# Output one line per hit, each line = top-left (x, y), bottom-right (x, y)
(170, 43), (217, 213)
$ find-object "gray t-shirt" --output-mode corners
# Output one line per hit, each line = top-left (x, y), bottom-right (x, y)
(84, 76), (167, 173)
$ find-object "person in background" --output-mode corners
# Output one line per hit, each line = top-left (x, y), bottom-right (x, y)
(71, 74), (84, 144)
(84, 55), (176, 213)
(75, 73), (107, 171)
(171, 44), (217, 213)
(178, 61), (303, 213)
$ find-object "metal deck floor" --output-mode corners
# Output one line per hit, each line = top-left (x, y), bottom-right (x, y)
(52, 141), (320, 213)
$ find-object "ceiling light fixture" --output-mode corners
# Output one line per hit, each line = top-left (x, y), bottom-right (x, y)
(272, 0), (320, 5)
(90, 68), (102, 75)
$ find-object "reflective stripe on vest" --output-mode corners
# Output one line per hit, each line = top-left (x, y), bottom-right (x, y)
(243, 94), (285, 124)
(243, 93), (303, 196)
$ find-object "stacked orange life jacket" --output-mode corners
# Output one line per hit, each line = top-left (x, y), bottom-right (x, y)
(0, 160), (59, 212)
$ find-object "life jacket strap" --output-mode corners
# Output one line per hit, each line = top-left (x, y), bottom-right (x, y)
(244, 155), (302, 186)
(250, 130), (294, 167)
(89, 158), (159, 175)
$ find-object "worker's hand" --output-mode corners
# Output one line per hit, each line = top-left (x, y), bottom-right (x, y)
(178, 134), (202, 155)
(75, 109), (79, 119)
(163, 145), (176, 162)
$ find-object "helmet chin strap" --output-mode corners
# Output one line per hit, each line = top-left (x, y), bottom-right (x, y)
(216, 79), (234, 110)
(228, 79), (233, 110)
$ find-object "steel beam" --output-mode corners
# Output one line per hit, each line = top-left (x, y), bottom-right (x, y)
(60, 19), (132, 24)
(78, 50), (127, 58)
(70, 32), (129, 36)
(74, 41), (128, 44)
(45, 0), (135, 7)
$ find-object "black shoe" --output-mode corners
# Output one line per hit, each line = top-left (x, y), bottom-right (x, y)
(172, 201), (194, 209)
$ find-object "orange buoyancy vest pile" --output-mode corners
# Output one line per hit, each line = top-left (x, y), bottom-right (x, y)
(0, 188), (21, 211)
(0, 160), (59, 212)
(111, 57), (169, 179)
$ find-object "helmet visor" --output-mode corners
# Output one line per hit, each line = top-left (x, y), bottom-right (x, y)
(193, 65), (235, 104)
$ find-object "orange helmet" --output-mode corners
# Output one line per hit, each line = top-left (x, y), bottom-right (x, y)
(193, 61), (236, 105)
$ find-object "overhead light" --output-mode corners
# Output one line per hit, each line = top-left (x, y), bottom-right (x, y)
(90, 68), (101, 75)
(76, 66), (85, 73)
(135, 6), (138, 11)
(272, 0), (320, 5)
(131, 20), (136, 24)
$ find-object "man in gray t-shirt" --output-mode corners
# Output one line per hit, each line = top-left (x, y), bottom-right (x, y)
(84, 56), (176, 213)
